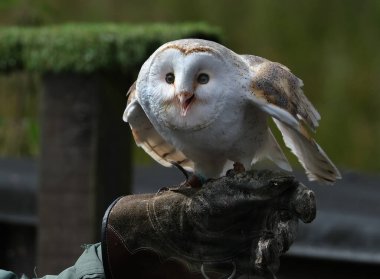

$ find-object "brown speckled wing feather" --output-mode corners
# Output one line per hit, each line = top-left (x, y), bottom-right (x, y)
(123, 82), (194, 171)
(243, 55), (341, 183)
(243, 55), (320, 131)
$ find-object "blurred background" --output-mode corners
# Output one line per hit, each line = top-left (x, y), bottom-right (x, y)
(0, 0), (379, 278)
(1, 0), (380, 171)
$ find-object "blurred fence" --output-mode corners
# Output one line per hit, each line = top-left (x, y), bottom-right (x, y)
(0, 23), (221, 274)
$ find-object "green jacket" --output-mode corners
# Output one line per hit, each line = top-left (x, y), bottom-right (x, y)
(0, 244), (104, 279)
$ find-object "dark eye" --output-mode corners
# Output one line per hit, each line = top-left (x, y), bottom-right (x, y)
(165, 73), (175, 84)
(197, 73), (209, 84)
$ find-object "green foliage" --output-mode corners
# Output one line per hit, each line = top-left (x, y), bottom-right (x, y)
(0, 27), (25, 72)
(0, 23), (221, 73)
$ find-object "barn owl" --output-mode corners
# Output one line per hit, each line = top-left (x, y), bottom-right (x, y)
(123, 39), (341, 184)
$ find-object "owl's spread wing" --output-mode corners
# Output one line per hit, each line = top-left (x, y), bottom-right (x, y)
(243, 55), (341, 183)
(243, 55), (320, 131)
(123, 82), (194, 172)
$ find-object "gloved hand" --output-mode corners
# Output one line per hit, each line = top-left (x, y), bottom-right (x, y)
(101, 169), (316, 279)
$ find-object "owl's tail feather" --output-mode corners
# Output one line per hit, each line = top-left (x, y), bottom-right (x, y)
(263, 128), (292, 172)
(273, 119), (341, 184)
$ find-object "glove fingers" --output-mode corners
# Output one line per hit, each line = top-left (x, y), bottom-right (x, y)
(289, 183), (316, 223)
(235, 212), (298, 277)
(274, 214), (298, 253)
(249, 235), (281, 278)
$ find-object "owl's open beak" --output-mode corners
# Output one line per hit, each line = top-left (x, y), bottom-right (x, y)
(176, 92), (195, 116)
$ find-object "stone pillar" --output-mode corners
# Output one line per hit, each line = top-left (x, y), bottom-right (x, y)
(37, 72), (132, 274)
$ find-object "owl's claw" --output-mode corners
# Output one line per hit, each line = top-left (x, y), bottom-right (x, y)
(170, 161), (189, 180)
(170, 161), (204, 188)
(233, 162), (246, 173)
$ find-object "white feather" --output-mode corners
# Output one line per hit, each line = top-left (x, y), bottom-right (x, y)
(273, 119), (341, 183)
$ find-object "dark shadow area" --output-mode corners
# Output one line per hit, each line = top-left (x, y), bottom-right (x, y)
(280, 256), (380, 279)
(0, 223), (36, 276)
(1, 158), (380, 278)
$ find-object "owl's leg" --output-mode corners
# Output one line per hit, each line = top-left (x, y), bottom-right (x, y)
(224, 158), (251, 175)
(224, 161), (247, 177)
(174, 158), (226, 188)
(184, 159), (226, 188)
(195, 161), (225, 180)
(170, 161), (204, 188)
(182, 171), (215, 188)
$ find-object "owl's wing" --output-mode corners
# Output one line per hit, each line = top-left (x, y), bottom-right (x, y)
(242, 55), (341, 183)
(123, 82), (194, 172)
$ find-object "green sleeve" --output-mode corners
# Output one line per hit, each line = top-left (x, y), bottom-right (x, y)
(0, 243), (104, 279)
(0, 270), (19, 279)
(39, 243), (105, 279)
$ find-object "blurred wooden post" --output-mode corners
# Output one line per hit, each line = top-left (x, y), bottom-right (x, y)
(37, 72), (132, 274)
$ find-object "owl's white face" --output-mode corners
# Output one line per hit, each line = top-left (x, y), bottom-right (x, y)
(139, 46), (237, 131)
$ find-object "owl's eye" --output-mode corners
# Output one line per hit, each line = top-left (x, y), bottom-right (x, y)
(165, 73), (175, 84)
(197, 73), (209, 84)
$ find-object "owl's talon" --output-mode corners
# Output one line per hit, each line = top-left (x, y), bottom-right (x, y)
(170, 161), (190, 180)
(233, 162), (246, 173)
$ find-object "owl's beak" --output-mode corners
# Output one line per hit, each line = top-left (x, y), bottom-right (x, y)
(176, 91), (195, 116)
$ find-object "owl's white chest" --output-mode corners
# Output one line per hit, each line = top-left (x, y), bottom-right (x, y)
(150, 97), (268, 169)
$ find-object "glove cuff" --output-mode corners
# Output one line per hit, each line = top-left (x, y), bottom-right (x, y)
(101, 196), (120, 279)
(101, 194), (228, 279)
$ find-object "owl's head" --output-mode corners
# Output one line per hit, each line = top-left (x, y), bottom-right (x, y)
(137, 39), (245, 131)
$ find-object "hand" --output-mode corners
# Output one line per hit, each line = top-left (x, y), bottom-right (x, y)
(102, 169), (316, 279)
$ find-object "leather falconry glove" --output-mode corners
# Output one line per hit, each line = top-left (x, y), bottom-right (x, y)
(102, 169), (316, 279)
